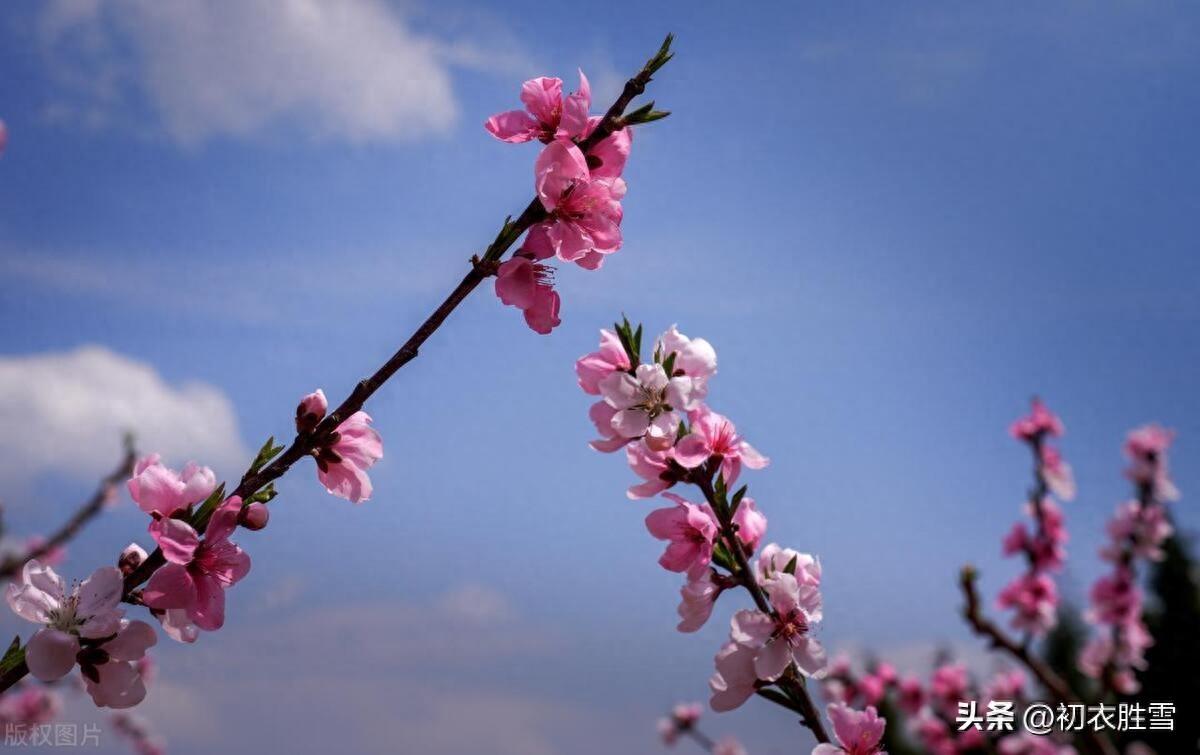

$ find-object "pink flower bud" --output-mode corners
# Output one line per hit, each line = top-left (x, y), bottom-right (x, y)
(238, 502), (269, 531)
(119, 543), (149, 575)
(296, 389), (328, 434)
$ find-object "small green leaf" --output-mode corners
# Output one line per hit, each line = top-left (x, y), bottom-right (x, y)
(245, 483), (277, 506)
(249, 436), (285, 476)
(783, 554), (799, 575)
(730, 485), (748, 515)
(0, 636), (24, 675)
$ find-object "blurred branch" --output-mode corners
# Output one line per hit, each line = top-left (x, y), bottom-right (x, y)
(0, 437), (136, 580)
(959, 566), (1117, 755)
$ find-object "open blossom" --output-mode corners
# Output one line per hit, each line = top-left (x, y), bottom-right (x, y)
(896, 675), (924, 715)
(709, 641), (759, 712)
(0, 683), (60, 726)
(1040, 445), (1075, 501)
(495, 255), (561, 334)
(485, 71), (591, 144)
(673, 405), (768, 485)
(646, 493), (718, 575)
(1103, 500), (1172, 561)
(127, 455), (216, 517)
(575, 329), (631, 394)
(6, 561), (124, 680)
(1009, 398), (1064, 441)
(677, 568), (726, 633)
(625, 442), (676, 498)
(314, 410), (384, 503)
(581, 116), (632, 179)
(729, 572), (826, 681)
(527, 140), (625, 267)
(997, 572), (1058, 634)
(656, 326), (717, 396)
(928, 662), (969, 712)
(598, 363), (694, 451)
(1086, 567), (1141, 625)
(756, 543), (821, 588)
(813, 703), (887, 755)
(5, 561), (157, 708)
(657, 701), (702, 746)
(142, 497), (251, 635)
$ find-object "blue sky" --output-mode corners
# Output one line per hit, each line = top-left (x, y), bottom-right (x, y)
(1, 2), (1198, 753)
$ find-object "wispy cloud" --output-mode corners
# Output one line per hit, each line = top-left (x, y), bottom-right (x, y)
(36, 0), (533, 145)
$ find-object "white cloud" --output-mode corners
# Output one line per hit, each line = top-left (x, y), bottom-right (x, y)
(0, 346), (246, 490)
(38, 0), (530, 145)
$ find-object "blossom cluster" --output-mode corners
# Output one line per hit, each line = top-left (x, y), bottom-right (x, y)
(3, 388), (386, 710)
(823, 656), (1074, 755)
(578, 320), (883, 754)
(998, 399), (1076, 636)
(1079, 424), (1180, 694)
(486, 72), (637, 334)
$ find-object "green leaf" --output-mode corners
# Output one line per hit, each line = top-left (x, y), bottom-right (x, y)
(783, 554), (799, 575)
(730, 485), (748, 515)
(245, 483), (277, 506)
(248, 436), (285, 476)
(191, 482), (227, 529)
(0, 636), (24, 675)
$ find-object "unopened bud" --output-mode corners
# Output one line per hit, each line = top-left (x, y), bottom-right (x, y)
(119, 543), (149, 574)
(295, 389), (328, 434)
(238, 502), (269, 531)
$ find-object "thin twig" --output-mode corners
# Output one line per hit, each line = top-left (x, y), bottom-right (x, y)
(0, 34), (676, 696)
(0, 439), (137, 579)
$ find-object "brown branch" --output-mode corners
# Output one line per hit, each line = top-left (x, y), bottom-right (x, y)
(0, 34), (676, 696)
(0, 440), (137, 580)
(959, 566), (1117, 755)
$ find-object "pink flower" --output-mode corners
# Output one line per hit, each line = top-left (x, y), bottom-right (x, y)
(528, 140), (625, 267)
(1123, 424), (1180, 501)
(713, 737), (748, 755)
(897, 675), (924, 715)
(314, 411), (384, 503)
(982, 669), (1026, 705)
(625, 442), (676, 498)
(673, 406), (768, 485)
(296, 388), (328, 433)
(645, 493), (718, 575)
(756, 543), (822, 587)
(1086, 567), (1141, 625)
(1040, 445), (1076, 501)
(677, 568), (726, 633)
(658, 701), (702, 744)
(582, 116), (632, 179)
(997, 572), (1058, 634)
(1009, 398), (1064, 441)
(0, 683), (60, 726)
(732, 497), (767, 554)
(495, 256), (561, 334)
(656, 325), (717, 396)
(709, 641), (759, 712)
(587, 400), (632, 453)
(82, 620), (158, 709)
(142, 497), (251, 634)
(929, 663), (969, 710)
(911, 711), (956, 755)
(730, 572), (826, 681)
(598, 364), (694, 451)
(6, 561), (125, 681)
(575, 329), (630, 395)
(485, 71), (591, 144)
(127, 455), (216, 517)
(1103, 500), (1172, 561)
(812, 703), (886, 755)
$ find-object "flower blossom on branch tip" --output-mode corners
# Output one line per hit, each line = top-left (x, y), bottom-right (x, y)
(127, 455), (216, 517)
(645, 493), (718, 575)
(812, 703), (887, 755)
(495, 255), (561, 335)
(729, 571), (826, 682)
(673, 405), (768, 485)
(485, 71), (591, 144)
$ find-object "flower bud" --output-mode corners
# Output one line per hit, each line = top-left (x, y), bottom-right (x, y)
(295, 389), (328, 434)
(119, 543), (149, 574)
(238, 502), (269, 531)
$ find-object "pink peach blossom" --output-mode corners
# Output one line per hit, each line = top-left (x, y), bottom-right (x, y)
(677, 568), (725, 633)
(1040, 445), (1076, 501)
(673, 405), (768, 485)
(296, 388), (328, 433)
(6, 561), (125, 681)
(127, 455), (217, 517)
(582, 116), (632, 179)
(82, 619), (157, 709)
(575, 329), (630, 395)
(625, 442), (676, 498)
(812, 703), (886, 755)
(1009, 398), (1063, 441)
(142, 497), (251, 634)
(314, 411), (384, 503)
(1103, 500), (1172, 561)
(1123, 423), (1180, 501)
(997, 572), (1058, 634)
(997, 733), (1077, 755)
(598, 364), (693, 451)
(646, 493), (718, 575)
(656, 325), (717, 397)
(485, 71), (591, 144)
(529, 140), (625, 266)
(495, 255), (561, 334)
(709, 641), (759, 712)
(732, 496), (767, 554)
(713, 737), (748, 755)
(756, 543), (821, 588)
(729, 572), (826, 681)
(587, 400), (632, 453)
